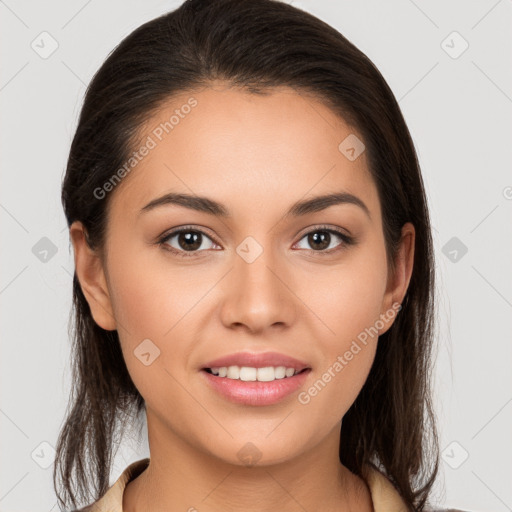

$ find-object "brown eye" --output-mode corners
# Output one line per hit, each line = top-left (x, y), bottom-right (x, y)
(175, 231), (202, 251)
(294, 226), (354, 255)
(159, 228), (218, 257)
(307, 231), (331, 251)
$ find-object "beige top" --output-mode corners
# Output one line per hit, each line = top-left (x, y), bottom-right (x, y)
(77, 457), (412, 512)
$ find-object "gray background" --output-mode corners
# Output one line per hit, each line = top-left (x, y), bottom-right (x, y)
(1, 0), (511, 511)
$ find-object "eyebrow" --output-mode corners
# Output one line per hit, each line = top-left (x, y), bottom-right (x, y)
(139, 191), (371, 220)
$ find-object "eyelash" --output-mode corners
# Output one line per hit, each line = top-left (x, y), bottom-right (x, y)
(157, 225), (355, 259)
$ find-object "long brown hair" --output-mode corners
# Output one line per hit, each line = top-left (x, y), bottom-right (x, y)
(56, 0), (440, 510)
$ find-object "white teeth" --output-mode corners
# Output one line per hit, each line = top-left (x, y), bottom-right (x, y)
(209, 366), (301, 382)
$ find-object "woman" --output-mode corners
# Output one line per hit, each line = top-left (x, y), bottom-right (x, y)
(54, 0), (458, 510)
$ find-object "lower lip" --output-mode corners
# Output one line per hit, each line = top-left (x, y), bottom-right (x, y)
(201, 369), (311, 406)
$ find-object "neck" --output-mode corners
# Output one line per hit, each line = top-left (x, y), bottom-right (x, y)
(123, 411), (373, 512)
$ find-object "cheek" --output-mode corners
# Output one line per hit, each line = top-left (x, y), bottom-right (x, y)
(105, 255), (186, 406)
(297, 286), (381, 429)
(107, 239), (204, 340)
(108, 265), (166, 341)
(105, 243), (213, 386)
(293, 242), (387, 416)
(300, 241), (389, 345)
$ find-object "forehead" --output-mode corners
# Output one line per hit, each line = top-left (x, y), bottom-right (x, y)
(108, 84), (379, 223)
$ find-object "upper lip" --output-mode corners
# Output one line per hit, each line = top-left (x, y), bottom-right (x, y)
(202, 351), (311, 371)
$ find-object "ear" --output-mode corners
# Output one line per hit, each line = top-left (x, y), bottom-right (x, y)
(378, 222), (415, 335)
(69, 221), (117, 331)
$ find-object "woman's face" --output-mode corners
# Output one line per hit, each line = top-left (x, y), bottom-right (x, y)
(72, 84), (414, 467)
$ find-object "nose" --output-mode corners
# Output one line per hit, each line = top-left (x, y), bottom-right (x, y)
(219, 242), (297, 334)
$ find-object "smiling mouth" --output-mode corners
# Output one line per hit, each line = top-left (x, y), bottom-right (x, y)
(200, 366), (311, 406)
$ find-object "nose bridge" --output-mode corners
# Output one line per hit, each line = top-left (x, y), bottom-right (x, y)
(220, 234), (296, 331)
(236, 236), (278, 293)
